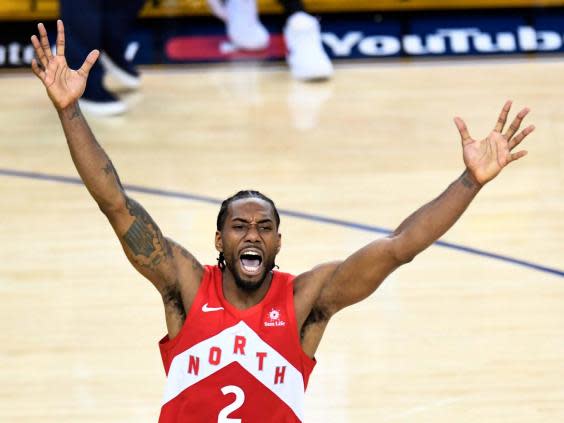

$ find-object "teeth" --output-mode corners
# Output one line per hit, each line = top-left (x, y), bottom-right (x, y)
(240, 249), (262, 275)
(240, 250), (262, 259)
(241, 261), (261, 274)
(242, 264), (260, 271)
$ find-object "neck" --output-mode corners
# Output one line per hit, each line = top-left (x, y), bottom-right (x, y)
(221, 269), (273, 310)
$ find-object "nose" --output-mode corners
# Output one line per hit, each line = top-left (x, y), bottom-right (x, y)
(244, 224), (260, 242)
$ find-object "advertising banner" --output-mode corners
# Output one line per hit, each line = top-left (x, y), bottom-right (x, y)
(2, 9), (564, 68)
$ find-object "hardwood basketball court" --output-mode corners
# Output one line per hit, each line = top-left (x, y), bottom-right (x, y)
(1, 56), (563, 422)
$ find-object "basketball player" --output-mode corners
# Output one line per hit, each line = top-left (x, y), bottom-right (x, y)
(207, 0), (333, 81)
(31, 21), (535, 422)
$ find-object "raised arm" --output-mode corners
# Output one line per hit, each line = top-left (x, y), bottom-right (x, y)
(303, 101), (534, 319)
(31, 21), (203, 333)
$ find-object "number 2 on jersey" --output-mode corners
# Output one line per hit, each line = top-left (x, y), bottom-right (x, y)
(218, 385), (245, 423)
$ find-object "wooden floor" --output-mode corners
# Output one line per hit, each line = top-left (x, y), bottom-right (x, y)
(0, 58), (563, 422)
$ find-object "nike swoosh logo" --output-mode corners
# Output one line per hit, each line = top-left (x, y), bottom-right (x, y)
(202, 303), (224, 313)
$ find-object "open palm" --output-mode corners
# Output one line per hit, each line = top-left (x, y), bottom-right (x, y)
(454, 101), (535, 185)
(31, 20), (99, 110)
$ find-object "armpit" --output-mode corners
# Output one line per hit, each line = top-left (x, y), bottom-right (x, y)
(162, 284), (187, 324)
(300, 306), (329, 342)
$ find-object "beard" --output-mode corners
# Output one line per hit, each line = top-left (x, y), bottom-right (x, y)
(225, 255), (276, 293)
(233, 272), (267, 292)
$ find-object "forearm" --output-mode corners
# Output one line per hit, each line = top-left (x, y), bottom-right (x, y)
(58, 102), (125, 211)
(392, 169), (481, 262)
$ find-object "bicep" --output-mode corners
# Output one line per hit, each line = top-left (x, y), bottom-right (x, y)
(317, 235), (404, 314)
(103, 195), (201, 293)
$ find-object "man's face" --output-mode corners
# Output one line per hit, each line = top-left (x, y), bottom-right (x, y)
(216, 198), (281, 292)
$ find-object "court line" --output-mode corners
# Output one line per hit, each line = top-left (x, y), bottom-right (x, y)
(2, 167), (562, 278)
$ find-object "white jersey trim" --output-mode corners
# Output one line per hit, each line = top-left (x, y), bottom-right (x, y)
(161, 321), (305, 421)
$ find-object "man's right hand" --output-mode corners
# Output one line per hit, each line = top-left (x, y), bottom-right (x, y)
(31, 20), (99, 111)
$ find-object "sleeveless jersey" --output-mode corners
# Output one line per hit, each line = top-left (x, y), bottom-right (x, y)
(158, 265), (316, 422)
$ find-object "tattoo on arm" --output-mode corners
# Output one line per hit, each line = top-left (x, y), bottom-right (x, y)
(461, 172), (476, 189)
(102, 160), (124, 190)
(122, 198), (172, 270)
(67, 104), (81, 121)
(178, 245), (202, 272)
(124, 219), (156, 257)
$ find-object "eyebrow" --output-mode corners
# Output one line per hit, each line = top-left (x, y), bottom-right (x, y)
(231, 217), (274, 224)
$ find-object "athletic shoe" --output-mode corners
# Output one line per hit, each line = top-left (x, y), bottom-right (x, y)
(225, 0), (269, 50)
(207, 0), (227, 20)
(100, 51), (141, 90)
(284, 12), (333, 81)
(79, 84), (127, 117)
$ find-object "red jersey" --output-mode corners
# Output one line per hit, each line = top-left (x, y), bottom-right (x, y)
(158, 265), (316, 422)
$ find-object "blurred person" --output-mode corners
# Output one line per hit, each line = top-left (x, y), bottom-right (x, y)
(60, 0), (145, 116)
(31, 21), (535, 422)
(208, 0), (333, 80)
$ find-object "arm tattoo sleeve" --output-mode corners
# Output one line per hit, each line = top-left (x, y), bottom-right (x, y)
(179, 244), (202, 272)
(102, 160), (124, 190)
(123, 197), (172, 270)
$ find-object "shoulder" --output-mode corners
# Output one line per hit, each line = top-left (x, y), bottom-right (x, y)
(267, 265), (330, 296)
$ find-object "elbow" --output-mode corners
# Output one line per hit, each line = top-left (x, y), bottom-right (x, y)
(392, 248), (416, 266)
(397, 251), (416, 265)
(388, 235), (417, 266)
(97, 192), (127, 216)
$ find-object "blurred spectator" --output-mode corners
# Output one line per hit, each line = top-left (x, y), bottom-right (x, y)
(208, 0), (333, 81)
(60, 0), (145, 116)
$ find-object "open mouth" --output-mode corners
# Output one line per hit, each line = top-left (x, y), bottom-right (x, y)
(239, 249), (263, 275)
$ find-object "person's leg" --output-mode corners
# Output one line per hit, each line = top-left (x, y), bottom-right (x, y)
(277, 0), (334, 80)
(100, 0), (145, 86)
(60, 0), (126, 114)
(60, 0), (103, 94)
(209, 0), (269, 51)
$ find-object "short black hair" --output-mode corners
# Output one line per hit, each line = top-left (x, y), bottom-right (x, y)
(216, 190), (280, 231)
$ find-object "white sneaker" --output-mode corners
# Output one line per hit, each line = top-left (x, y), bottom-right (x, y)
(78, 98), (128, 117)
(100, 52), (141, 91)
(284, 12), (333, 81)
(225, 0), (269, 50)
(207, 0), (227, 20)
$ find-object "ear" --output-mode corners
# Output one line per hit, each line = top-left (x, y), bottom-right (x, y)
(215, 230), (223, 252)
(276, 233), (282, 253)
